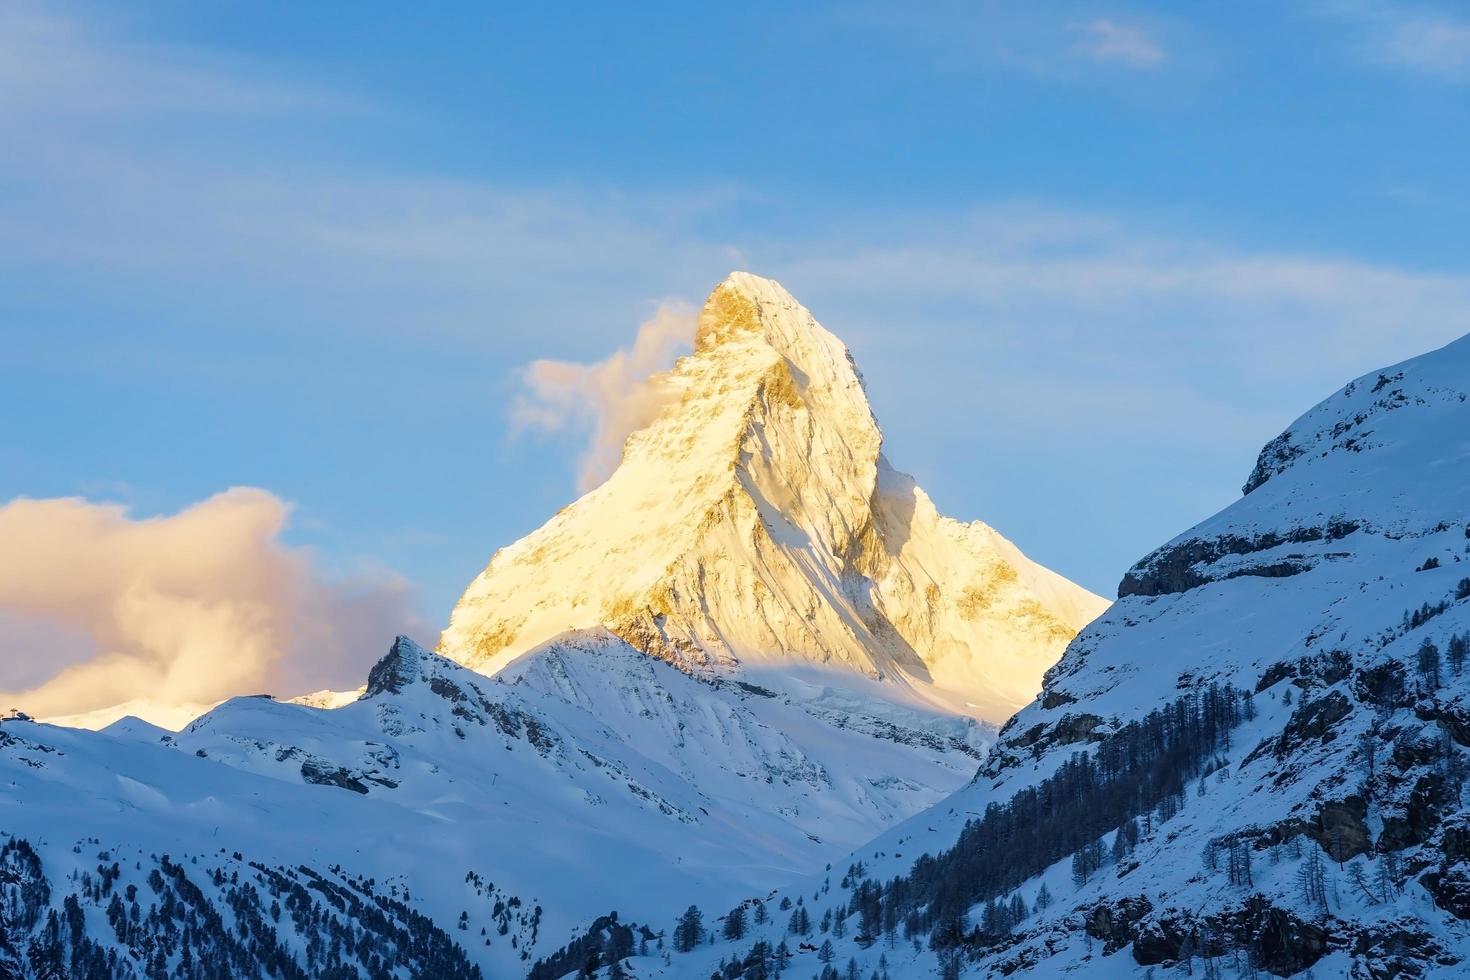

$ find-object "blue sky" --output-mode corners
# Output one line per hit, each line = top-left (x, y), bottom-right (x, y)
(5, 0), (1470, 654)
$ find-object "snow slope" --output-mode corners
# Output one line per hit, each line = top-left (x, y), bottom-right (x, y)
(636, 334), (1470, 978)
(38, 698), (224, 732)
(0, 632), (974, 978)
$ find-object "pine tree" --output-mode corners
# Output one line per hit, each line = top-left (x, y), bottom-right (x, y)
(1376, 851), (1402, 902)
(723, 904), (746, 941)
(1348, 864), (1378, 905)
(1418, 639), (1442, 689)
(1298, 848), (1327, 909)
(1034, 882), (1052, 912)
(818, 939), (833, 963)
(674, 906), (704, 953)
(1450, 633), (1468, 676)
(1227, 841), (1253, 887)
(1111, 827), (1130, 863)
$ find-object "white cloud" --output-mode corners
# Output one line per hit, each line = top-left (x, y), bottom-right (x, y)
(776, 211), (1470, 390)
(819, 5), (1178, 80)
(1377, 12), (1470, 78)
(0, 489), (428, 722)
(512, 303), (698, 492)
(1073, 19), (1166, 68)
(1323, 1), (1470, 81)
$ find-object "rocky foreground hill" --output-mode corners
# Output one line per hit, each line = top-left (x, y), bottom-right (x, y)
(622, 332), (1470, 978)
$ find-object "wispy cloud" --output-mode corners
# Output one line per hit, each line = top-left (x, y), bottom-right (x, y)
(1323, 1), (1470, 81)
(814, 4), (1179, 80)
(6, 0), (1468, 443)
(0, 3), (736, 352)
(1376, 11), (1470, 78)
(6, 0), (1470, 600)
(0, 489), (428, 723)
(0, 3), (353, 119)
(775, 207), (1470, 383)
(1072, 19), (1166, 68)
(512, 303), (697, 493)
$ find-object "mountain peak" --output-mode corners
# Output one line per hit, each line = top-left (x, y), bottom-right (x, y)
(441, 274), (1106, 722)
(693, 272), (857, 373)
(364, 634), (427, 697)
(1242, 332), (1470, 497)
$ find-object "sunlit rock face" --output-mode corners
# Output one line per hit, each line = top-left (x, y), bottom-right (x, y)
(440, 272), (1107, 723)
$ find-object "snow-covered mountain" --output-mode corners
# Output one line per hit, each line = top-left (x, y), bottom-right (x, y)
(443, 272), (1106, 724)
(1, 629), (982, 979)
(0, 273), (1103, 979)
(635, 334), (1470, 978)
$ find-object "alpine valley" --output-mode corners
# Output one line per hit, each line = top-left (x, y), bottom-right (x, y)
(5, 274), (1468, 980)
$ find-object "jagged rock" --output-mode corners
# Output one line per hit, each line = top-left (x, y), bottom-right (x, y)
(1257, 661), (1298, 693)
(1392, 732), (1441, 770)
(1084, 895), (1153, 955)
(1242, 431), (1305, 495)
(1356, 661), (1410, 710)
(1276, 692), (1352, 757)
(1425, 863), (1470, 919)
(365, 635), (423, 697)
(1379, 774), (1451, 852)
(300, 759), (370, 795)
(1117, 519), (1359, 599)
(1040, 689), (1076, 710)
(1306, 796), (1371, 861)
(1351, 923), (1453, 978)
(1418, 699), (1470, 747)
(1131, 915), (1195, 966)
(1250, 904), (1329, 976)
(1443, 819), (1470, 862)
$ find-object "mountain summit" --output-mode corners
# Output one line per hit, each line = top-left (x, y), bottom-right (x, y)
(441, 273), (1106, 721)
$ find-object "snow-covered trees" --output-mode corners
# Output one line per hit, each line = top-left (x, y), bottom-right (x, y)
(851, 684), (1249, 937)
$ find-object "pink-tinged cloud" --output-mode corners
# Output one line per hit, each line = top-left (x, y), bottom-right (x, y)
(513, 301), (697, 493)
(0, 488), (428, 724)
